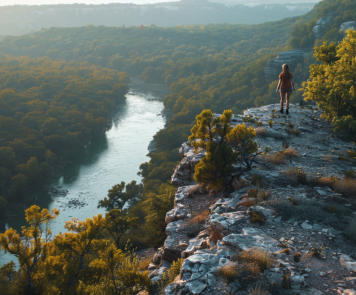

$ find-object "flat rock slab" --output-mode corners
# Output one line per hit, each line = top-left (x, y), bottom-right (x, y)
(222, 227), (282, 252)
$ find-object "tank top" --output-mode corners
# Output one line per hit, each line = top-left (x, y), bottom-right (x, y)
(279, 72), (293, 89)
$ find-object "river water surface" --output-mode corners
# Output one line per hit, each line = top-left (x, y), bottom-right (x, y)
(0, 87), (165, 264)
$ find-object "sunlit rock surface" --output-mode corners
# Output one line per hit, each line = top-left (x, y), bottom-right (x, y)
(150, 104), (356, 295)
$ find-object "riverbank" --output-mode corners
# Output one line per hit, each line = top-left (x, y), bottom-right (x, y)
(0, 86), (167, 265)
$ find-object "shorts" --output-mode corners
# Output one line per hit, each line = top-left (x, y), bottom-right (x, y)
(280, 88), (293, 94)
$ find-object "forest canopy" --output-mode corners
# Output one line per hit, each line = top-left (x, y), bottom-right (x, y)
(303, 30), (356, 140)
(0, 56), (128, 215)
(0, 0), (354, 251)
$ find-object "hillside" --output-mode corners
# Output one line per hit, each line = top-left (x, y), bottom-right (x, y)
(0, 1), (314, 36)
(0, 0), (354, 248)
(150, 104), (356, 294)
(0, 56), (128, 219)
(0, 0), (354, 293)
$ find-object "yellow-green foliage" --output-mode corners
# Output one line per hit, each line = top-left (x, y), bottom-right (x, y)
(303, 30), (356, 139)
(0, 205), (151, 295)
(226, 123), (258, 169)
(159, 258), (184, 291)
(0, 262), (19, 295)
(167, 258), (184, 283)
(190, 110), (257, 190)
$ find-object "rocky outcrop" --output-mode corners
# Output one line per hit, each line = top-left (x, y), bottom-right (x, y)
(150, 104), (356, 295)
(264, 50), (308, 78)
(312, 16), (333, 38)
(340, 21), (356, 33)
(171, 143), (205, 186)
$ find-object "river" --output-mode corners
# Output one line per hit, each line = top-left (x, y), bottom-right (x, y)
(0, 85), (166, 265)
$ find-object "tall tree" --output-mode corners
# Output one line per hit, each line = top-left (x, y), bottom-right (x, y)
(303, 29), (356, 140)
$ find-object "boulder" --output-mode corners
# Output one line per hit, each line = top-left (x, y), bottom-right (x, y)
(340, 254), (356, 273)
(301, 221), (313, 230)
(222, 227), (281, 252)
(171, 146), (205, 185)
(166, 204), (189, 224)
(208, 212), (247, 231)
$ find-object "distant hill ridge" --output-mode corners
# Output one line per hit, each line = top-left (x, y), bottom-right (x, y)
(0, 0), (314, 36)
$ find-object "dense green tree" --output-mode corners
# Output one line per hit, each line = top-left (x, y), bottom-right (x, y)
(303, 30), (356, 139)
(103, 209), (138, 249)
(98, 181), (143, 211)
(189, 110), (257, 191)
(0, 56), (128, 214)
(0, 206), (151, 295)
(0, 205), (59, 295)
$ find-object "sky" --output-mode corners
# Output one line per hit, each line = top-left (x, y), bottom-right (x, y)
(0, 0), (320, 6)
(0, 0), (176, 5)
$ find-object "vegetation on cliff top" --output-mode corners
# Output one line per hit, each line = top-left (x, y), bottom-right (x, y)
(189, 109), (257, 191)
(303, 29), (356, 140)
(0, 205), (151, 295)
(0, 3), (355, 293)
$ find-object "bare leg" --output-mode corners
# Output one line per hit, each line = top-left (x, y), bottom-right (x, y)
(286, 92), (291, 110)
(280, 91), (285, 110)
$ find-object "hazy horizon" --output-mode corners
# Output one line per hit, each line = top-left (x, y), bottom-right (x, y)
(0, 0), (321, 6)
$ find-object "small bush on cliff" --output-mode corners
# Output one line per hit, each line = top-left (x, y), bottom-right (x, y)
(217, 264), (238, 282)
(158, 258), (184, 291)
(303, 30), (356, 140)
(0, 205), (151, 295)
(98, 180), (143, 211)
(189, 109), (257, 191)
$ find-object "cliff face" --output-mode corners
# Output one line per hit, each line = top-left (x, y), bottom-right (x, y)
(149, 104), (356, 295)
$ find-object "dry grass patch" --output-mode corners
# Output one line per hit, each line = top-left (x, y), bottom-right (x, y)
(209, 226), (224, 243)
(189, 210), (209, 224)
(138, 256), (153, 271)
(217, 264), (238, 282)
(247, 189), (270, 201)
(238, 189), (270, 209)
(264, 147), (299, 165)
(286, 126), (300, 136)
(312, 174), (356, 197)
(187, 184), (203, 196)
(283, 147), (299, 158)
(257, 190), (270, 202)
(237, 248), (274, 277)
(248, 285), (269, 295)
(237, 198), (258, 208)
(249, 211), (266, 225)
(255, 127), (267, 137)
(334, 178), (356, 198)
(264, 151), (285, 164)
(316, 176), (336, 187)
(322, 154), (334, 162)
(282, 167), (307, 185)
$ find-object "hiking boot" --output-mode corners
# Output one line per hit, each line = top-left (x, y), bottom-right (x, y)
(280, 108), (284, 114)
(286, 109), (289, 115)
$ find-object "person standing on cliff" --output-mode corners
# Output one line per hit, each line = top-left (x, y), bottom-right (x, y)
(276, 64), (295, 115)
